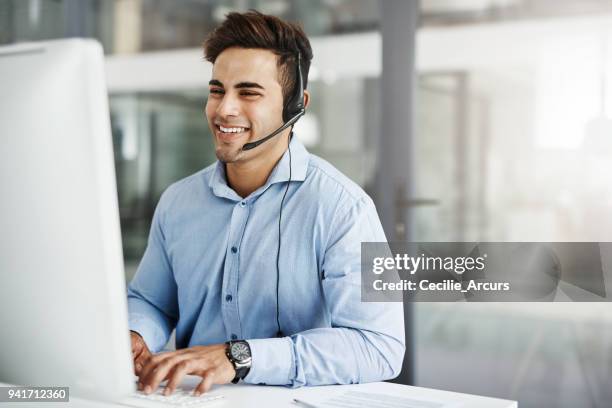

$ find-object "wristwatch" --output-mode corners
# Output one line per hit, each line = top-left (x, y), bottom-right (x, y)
(225, 340), (252, 384)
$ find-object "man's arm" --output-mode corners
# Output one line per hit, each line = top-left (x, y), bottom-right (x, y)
(127, 189), (179, 353)
(244, 197), (406, 387)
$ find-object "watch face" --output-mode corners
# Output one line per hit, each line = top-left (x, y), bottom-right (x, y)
(231, 342), (251, 361)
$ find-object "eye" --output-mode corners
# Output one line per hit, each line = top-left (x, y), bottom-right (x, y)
(209, 88), (224, 95)
(240, 91), (260, 97)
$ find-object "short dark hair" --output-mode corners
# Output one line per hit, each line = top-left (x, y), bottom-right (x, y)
(203, 10), (313, 107)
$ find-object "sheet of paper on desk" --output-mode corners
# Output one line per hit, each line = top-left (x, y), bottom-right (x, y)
(304, 391), (462, 408)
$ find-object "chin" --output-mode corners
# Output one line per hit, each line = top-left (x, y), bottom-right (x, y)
(215, 146), (245, 163)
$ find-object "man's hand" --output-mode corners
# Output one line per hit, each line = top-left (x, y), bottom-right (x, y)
(138, 344), (236, 396)
(130, 331), (152, 377)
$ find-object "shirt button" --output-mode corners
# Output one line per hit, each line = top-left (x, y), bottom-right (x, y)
(231, 246), (238, 254)
(225, 294), (233, 302)
(240, 201), (246, 207)
(231, 334), (238, 340)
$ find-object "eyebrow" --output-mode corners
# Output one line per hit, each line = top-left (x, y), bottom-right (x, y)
(208, 79), (265, 90)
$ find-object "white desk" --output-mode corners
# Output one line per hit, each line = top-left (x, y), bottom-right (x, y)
(1, 377), (516, 408)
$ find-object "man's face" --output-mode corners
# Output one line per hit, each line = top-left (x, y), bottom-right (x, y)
(205, 47), (285, 163)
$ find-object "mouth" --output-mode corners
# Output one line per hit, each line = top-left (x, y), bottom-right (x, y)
(214, 124), (251, 143)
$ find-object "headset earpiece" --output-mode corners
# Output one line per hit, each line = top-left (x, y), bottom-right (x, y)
(282, 52), (305, 123)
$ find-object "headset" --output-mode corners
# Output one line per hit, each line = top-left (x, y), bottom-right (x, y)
(240, 51), (306, 337)
(241, 52), (305, 151)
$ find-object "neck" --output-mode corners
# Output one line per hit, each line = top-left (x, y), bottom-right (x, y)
(226, 133), (290, 198)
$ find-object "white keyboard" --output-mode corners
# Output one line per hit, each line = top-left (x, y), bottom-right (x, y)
(123, 388), (224, 407)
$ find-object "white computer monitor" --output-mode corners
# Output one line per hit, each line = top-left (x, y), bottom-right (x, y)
(0, 39), (135, 401)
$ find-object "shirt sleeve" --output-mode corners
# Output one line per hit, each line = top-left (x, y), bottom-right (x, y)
(244, 196), (406, 387)
(127, 188), (179, 353)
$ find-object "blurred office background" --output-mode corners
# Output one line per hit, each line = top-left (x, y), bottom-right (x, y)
(3, 0), (612, 406)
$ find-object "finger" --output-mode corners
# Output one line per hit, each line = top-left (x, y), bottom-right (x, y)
(163, 360), (192, 396)
(138, 351), (172, 389)
(136, 351), (158, 390)
(134, 350), (152, 377)
(193, 371), (215, 397)
(134, 360), (144, 377)
(141, 353), (190, 394)
(132, 349), (146, 375)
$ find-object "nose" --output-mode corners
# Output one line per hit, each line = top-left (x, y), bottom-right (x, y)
(216, 92), (240, 119)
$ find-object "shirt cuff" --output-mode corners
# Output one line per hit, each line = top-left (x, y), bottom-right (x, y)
(244, 337), (294, 385)
(128, 313), (168, 353)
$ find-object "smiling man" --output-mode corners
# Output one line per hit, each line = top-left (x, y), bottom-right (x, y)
(127, 10), (405, 397)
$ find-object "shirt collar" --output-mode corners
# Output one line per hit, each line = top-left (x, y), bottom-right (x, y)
(209, 135), (309, 201)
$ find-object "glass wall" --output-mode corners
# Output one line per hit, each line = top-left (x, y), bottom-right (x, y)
(0, 0), (379, 53)
(410, 18), (612, 408)
(110, 91), (216, 278)
(0, 0), (115, 50)
(6, 0), (612, 54)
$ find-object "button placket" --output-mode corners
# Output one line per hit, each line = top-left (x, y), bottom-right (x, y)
(221, 201), (250, 341)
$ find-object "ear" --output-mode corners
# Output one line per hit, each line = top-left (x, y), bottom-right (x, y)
(303, 90), (311, 110)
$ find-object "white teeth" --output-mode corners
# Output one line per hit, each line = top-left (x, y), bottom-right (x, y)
(219, 125), (248, 133)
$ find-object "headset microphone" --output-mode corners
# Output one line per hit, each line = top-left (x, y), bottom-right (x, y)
(241, 52), (305, 151)
(241, 110), (304, 151)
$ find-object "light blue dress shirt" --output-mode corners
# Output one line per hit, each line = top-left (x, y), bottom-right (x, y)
(127, 136), (405, 387)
